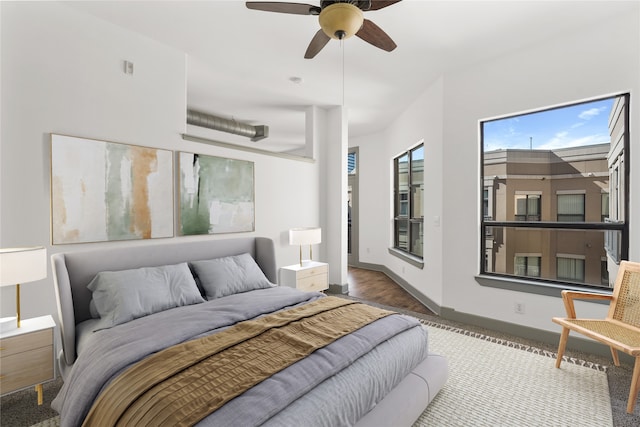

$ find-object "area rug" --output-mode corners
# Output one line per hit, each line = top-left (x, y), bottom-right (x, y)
(23, 319), (613, 427)
(413, 321), (613, 427)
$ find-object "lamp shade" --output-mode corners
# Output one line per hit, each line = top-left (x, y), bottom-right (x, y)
(0, 247), (47, 286)
(289, 228), (321, 246)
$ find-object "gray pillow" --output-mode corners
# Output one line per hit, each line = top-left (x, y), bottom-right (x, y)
(87, 262), (204, 330)
(89, 299), (99, 319)
(190, 253), (274, 300)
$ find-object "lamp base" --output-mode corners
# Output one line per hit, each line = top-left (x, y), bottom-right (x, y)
(0, 316), (18, 333)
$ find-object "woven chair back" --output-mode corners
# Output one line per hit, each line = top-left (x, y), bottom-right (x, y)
(611, 264), (640, 328)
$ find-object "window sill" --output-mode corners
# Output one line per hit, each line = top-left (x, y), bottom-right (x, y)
(475, 274), (611, 301)
(388, 248), (424, 269)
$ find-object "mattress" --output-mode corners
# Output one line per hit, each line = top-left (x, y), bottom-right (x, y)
(52, 286), (430, 427)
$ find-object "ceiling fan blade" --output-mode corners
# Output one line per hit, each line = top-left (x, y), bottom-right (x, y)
(367, 0), (402, 11)
(356, 19), (397, 52)
(245, 2), (321, 15)
(304, 29), (331, 58)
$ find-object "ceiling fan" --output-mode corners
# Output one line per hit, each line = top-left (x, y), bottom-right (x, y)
(246, 1), (401, 58)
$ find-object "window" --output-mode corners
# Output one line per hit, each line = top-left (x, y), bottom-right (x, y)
(394, 143), (424, 258)
(348, 151), (357, 175)
(515, 194), (541, 221)
(557, 256), (585, 282)
(601, 258), (609, 286)
(348, 150), (357, 255)
(514, 255), (541, 278)
(481, 94), (629, 290)
(483, 189), (489, 218)
(557, 193), (585, 222)
(601, 193), (609, 222)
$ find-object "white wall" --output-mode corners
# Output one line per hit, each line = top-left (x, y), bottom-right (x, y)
(356, 7), (639, 330)
(442, 9), (639, 332)
(2, 2), (638, 339)
(0, 2), (320, 320)
(351, 77), (445, 306)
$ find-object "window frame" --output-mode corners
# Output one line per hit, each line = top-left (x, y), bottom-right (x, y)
(514, 193), (541, 221)
(514, 254), (542, 278)
(556, 193), (586, 222)
(392, 142), (425, 261)
(556, 254), (586, 283)
(479, 93), (629, 292)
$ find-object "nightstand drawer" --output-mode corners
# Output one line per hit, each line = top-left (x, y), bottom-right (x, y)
(297, 264), (328, 280)
(0, 316), (56, 404)
(0, 329), (52, 357)
(0, 345), (54, 394)
(298, 273), (329, 292)
(280, 261), (329, 292)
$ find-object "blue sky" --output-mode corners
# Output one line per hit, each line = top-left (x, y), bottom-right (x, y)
(483, 97), (614, 152)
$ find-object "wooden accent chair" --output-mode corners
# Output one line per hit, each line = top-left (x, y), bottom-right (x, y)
(552, 260), (640, 414)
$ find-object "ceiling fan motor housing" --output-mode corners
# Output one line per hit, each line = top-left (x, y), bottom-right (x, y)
(320, 0), (372, 10)
(319, 2), (364, 40)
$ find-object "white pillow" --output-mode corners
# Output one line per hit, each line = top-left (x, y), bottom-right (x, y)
(88, 262), (204, 330)
(190, 253), (274, 300)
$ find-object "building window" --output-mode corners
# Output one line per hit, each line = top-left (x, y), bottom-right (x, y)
(515, 194), (541, 221)
(601, 193), (609, 222)
(557, 193), (585, 222)
(394, 143), (424, 258)
(557, 256), (585, 282)
(348, 151), (357, 175)
(483, 189), (489, 218)
(601, 258), (609, 286)
(481, 94), (629, 290)
(514, 255), (541, 278)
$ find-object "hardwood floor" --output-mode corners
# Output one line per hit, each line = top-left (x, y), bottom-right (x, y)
(346, 267), (435, 316)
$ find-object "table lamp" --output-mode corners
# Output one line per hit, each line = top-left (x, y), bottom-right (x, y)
(0, 246), (47, 332)
(289, 227), (321, 266)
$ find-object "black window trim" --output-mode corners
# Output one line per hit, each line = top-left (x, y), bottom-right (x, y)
(392, 141), (425, 261)
(479, 92), (630, 293)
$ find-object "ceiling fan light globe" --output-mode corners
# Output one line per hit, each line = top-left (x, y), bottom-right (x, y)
(318, 3), (364, 40)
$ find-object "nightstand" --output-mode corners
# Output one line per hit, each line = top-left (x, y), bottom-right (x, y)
(280, 261), (329, 292)
(0, 315), (55, 405)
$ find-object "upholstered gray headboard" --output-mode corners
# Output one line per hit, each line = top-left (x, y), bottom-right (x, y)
(51, 237), (276, 371)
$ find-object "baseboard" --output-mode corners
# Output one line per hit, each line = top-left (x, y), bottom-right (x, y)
(440, 306), (634, 365)
(350, 262), (633, 366)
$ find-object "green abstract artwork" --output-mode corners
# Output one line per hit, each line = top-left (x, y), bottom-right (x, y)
(179, 152), (255, 235)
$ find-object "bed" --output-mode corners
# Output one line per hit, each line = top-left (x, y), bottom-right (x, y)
(50, 237), (447, 427)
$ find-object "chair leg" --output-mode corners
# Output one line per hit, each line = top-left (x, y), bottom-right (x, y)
(610, 346), (621, 366)
(556, 327), (570, 368)
(627, 357), (640, 414)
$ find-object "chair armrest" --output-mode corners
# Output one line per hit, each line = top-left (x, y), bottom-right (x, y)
(561, 290), (613, 319)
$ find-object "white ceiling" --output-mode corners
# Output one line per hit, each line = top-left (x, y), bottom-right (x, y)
(64, 0), (638, 152)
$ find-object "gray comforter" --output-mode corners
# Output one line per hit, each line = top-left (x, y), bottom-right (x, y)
(52, 287), (429, 427)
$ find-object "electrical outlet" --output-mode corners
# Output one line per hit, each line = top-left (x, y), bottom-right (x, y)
(514, 302), (526, 314)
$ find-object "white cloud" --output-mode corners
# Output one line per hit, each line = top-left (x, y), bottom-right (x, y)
(537, 133), (610, 150)
(578, 107), (606, 120)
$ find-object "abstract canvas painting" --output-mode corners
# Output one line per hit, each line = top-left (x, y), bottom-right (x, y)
(179, 152), (255, 235)
(51, 134), (173, 244)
